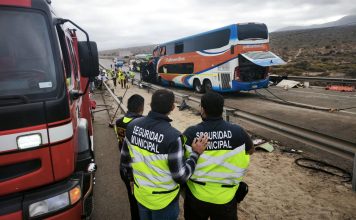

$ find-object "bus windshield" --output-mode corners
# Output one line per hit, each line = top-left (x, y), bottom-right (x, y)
(0, 9), (57, 98)
(237, 23), (268, 40)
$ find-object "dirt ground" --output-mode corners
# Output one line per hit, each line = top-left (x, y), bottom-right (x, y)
(96, 81), (356, 220)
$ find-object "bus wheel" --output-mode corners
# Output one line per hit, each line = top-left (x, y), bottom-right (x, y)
(194, 79), (204, 93)
(157, 76), (162, 85)
(204, 80), (212, 92)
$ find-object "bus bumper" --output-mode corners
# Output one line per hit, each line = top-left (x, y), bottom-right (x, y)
(231, 78), (269, 91)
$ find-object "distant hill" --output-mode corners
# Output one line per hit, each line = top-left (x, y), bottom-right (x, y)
(99, 45), (155, 58)
(270, 24), (356, 78)
(276, 15), (356, 32)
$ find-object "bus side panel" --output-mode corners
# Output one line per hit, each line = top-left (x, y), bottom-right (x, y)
(158, 49), (233, 90)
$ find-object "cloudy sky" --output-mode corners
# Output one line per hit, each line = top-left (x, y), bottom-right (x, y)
(52, 0), (355, 50)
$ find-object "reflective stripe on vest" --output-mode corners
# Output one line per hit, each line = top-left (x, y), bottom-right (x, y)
(116, 117), (133, 142)
(125, 137), (179, 210)
(186, 144), (249, 204)
(123, 117), (133, 123)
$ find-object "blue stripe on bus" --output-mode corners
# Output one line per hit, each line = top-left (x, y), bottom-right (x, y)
(232, 78), (269, 91)
(183, 75), (193, 87)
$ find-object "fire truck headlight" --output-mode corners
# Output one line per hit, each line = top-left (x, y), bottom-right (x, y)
(17, 134), (42, 149)
(29, 191), (69, 218)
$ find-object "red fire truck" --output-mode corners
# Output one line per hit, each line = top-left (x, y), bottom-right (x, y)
(0, 0), (99, 219)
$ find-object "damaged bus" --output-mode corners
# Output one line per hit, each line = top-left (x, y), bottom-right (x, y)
(145, 22), (286, 92)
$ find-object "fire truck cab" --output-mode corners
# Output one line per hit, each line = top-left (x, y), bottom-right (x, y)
(0, 0), (99, 219)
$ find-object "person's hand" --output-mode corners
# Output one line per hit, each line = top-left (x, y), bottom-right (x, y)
(192, 133), (209, 155)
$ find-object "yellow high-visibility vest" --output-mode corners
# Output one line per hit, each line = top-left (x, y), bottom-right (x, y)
(185, 144), (249, 204)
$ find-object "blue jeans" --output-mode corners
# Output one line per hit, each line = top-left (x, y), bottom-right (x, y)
(137, 198), (179, 220)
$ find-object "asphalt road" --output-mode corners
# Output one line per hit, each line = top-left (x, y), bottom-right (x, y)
(91, 92), (131, 220)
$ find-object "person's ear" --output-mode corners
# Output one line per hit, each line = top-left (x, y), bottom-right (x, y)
(171, 103), (175, 111)
(201, 106), (206, 118)
(139, 106), (144, 115)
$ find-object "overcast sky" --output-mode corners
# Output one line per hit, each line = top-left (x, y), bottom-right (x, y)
(52, 0), (355, 50)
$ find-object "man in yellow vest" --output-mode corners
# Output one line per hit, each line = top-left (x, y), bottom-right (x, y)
(111, 68), (117, 88)
(116, 94), (145, 220)
(119, 69), (126, 89)
(121, 89), (208, 220)
(183, 92), (254, 220)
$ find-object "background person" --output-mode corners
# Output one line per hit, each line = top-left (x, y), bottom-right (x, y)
(112, 68), (118, 88)
(119, 69), (127, 89)
(116, 94), (145, 220)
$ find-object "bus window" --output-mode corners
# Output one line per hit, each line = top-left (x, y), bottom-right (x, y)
(159, 63), (194, 74)
(175, 42), (184, 54)
(237, 23), (268, 40)
(190, 29), (230, 52)
(182, 63), (194, 74)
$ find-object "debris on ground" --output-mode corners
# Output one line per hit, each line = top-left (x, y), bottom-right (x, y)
(276, 79), (301, 89)
(281, 148), (303, 154)
(255, 142), (274, 152)
(325, 85), (355, 92)
(253, 138), (266, 146)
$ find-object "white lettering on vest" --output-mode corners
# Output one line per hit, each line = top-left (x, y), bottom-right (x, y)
(131, 135), (160, 153)
(195, 130), (232, 150)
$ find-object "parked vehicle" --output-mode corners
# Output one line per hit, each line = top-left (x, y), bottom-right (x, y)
(0, 0), (99, 219)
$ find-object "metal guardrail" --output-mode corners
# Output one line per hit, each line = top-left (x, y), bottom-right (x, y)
(99, 64), (356, 191)
(269, 74), (356, 84)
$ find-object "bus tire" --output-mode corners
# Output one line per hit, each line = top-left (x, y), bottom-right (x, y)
(204, 80), (212, 92)
(169, 81), (175, 87)
(193, 79), (204, 93)
(157, 76), (162, 85)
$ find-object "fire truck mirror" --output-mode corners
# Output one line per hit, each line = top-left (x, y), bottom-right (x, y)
(78, 41), (99, 78)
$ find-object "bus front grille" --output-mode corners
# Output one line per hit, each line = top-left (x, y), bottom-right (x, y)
(221, 73), (231, 89)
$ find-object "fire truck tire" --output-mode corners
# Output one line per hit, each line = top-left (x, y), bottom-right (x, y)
(157, 76), (162, 85)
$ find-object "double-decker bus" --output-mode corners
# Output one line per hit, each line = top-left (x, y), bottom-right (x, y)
(145, 22), (286, 92)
